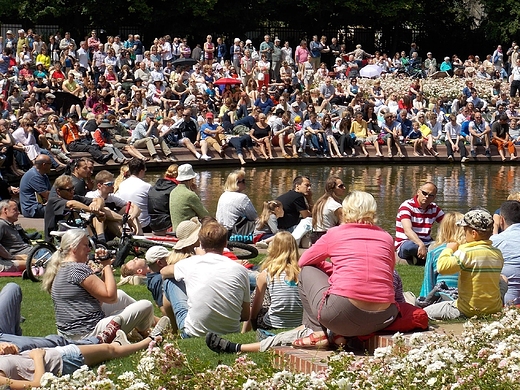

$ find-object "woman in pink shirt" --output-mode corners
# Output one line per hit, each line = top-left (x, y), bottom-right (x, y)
(293, 191), (398, 348)
(294, 40), (310, 75)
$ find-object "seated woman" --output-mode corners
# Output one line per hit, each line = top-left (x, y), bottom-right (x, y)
(0, 321), (167, 389)
(216, 170), (258, 233)
(243, 231), (302, 332)
(250, 113), (273, 159)
(380, 112), (405, 158)
(41, 229), (156, 341)
(419, 212), (464, 297)
(310, 175), (345, 243)
(293, 191), (398, 348)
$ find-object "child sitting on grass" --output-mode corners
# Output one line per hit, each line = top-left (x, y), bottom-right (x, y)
(424, 208), (506, 320)
(242, 232), (302, 333)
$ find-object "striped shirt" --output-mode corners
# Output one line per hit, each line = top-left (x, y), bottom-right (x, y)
(51, 262), (105, 337)
(395, 196), (444, 250)
(438, 241), (503, 317)
(263, 271), (303, 329)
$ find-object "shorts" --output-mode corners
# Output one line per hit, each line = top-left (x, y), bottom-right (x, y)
(55, 344), (85, 375)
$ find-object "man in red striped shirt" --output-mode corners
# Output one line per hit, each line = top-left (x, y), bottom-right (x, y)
(395, 182), (444, 265)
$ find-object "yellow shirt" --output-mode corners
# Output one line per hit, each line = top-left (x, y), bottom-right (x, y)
(420, 124), (431, 138)
(438, 240), (503, 317)
(350, 120), (368, 138)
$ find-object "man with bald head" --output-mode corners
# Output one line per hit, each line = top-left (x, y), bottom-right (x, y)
(19, 154), (52, 218)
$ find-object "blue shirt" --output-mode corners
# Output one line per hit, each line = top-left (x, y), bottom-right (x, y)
(19, 167), (51, 217)
(200, 122), (218, 140)
(420, 243), (459, 297)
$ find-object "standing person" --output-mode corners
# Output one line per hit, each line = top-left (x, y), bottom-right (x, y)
(292, 191), (398, 348)
(492, 200), (520, 305)
(216, 170), (257, 233)
(395, 182), (445, 265)
(424, 209), (504, 320)
(271, 38), (282, 83)
(276, 176), (312, 231)
(161, 219), (250, 338)
(115, 158), (152, 232)
(169, 164), (210, 232)
(19, 154), (51, 218)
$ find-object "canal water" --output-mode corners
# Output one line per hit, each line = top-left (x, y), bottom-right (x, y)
(146, 164), (520, 234)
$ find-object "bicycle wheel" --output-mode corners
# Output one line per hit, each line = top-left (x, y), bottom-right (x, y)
(25, 242), (56, 282)
(227, 241), (258, 260)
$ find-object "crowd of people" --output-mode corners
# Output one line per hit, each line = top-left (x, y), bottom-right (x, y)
(1, 26), (520, 382)
(0, 29), (519, 189)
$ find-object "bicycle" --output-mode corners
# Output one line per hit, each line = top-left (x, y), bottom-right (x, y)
(24, 210), (113, 282)
(113, 202), (259, 267)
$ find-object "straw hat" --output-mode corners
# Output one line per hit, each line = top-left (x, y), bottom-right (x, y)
(174, 217), (201, 250)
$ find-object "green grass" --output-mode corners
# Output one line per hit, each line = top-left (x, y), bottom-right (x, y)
(0, 261), (425, 376)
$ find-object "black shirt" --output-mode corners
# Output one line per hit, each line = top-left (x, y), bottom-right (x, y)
(276, 190), (308, 230)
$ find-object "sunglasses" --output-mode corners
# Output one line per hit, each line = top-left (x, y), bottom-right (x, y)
(102, 181), (115, 187)
(60, 187), (75, 192)
(420, 190), (435, 198)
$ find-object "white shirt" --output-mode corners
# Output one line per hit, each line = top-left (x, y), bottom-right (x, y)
(115, 176), (151, 227)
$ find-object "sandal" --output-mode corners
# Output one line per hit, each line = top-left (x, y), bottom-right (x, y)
(292, 332), (329, 348)
(397, 153), (405, 158)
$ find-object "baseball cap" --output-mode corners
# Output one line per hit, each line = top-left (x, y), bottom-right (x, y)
(206, 112), (214, 118)
(246, 39), (252, 45)
(291, 102), (299, 108)
(145, 246), (170, 264)
(457, 209), (493, 231)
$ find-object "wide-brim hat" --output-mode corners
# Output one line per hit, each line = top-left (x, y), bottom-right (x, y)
(176, 164), (197, 181)
(98, 119), (113, 128)
(174, 217), (201, 250)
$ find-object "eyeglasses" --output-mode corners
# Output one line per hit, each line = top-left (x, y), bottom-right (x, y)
(337, 184), (346, 189)
(102, 181), (114, 187)
(420, 190), (436, 198)
(237, 179), (246, 184)
(60, 187), (75, 192)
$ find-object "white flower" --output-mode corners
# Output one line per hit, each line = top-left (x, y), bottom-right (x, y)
(427, 377), (437, 386)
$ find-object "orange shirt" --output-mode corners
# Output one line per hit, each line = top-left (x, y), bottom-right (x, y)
(61, 122), (80, 145)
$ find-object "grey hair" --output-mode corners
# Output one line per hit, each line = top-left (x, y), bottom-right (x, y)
(41, 229), (89, 293)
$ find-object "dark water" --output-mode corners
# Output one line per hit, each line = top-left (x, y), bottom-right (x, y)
(146, 164), (520, 234)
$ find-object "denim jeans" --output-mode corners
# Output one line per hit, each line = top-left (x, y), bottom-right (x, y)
(163, 279), (189, 337)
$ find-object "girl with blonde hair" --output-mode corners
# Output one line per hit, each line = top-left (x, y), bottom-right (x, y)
(419, 212), (465, 296)
(243, 231), (302, 332)
(254, 200), (284, 247)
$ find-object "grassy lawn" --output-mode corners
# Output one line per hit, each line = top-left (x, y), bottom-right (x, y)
(0, 262), (424, 377)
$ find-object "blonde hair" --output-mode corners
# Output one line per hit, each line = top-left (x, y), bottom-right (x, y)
(257, 200), (282, 230)
(164, 164), (179, 179)
(431, 212), (466, 249)
(342, 191), (377, 224)
(507, 192), (520, 201)
(42, 229), (88, 293)
(167, 250), (192, 265)
(114, 165), (129, 193)
(223, 170), (245, 192)
(260, 231), (300, 283)
(312, 176), (342, 230)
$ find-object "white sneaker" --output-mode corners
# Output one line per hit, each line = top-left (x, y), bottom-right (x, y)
(154, 156), (162, 162)
(256, 241), (268, 249)
(113, 329), (130, 346)
(150, 316), (171, 340)
(461, 157), (468, 163)
(195, 152), (202, 160)
(201, 155), (212, 161)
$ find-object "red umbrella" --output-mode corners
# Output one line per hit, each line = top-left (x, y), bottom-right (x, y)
(214, 77), (242, 86)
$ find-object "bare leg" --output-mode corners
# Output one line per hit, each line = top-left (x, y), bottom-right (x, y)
(124, 145), (147, 160)
(259, 142), (268, 159)
(182, 139), (201, 158)
(238, 153), (246, 165)
(79, 336), (153, 367)
(265, 138), (273, 158)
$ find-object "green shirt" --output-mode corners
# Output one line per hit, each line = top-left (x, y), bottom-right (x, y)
(169, 183), (209, 232)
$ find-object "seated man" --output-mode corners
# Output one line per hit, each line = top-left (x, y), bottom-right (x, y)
(276, 176), (313, 232)
(395, 182), (444, 265)
(469, 112), (491, 157)
(130, 113), (175, 162)
(199, 112), (225, 161)
(0, 200), (31, 272)
(85, 170), (142, 237)
(44, 175), (105, 242)
(424, 209), (505, 320)
(161, 220), (250, 338)
(19, 154), (52, 218)
(165, 108), (202, 160)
